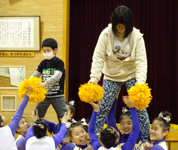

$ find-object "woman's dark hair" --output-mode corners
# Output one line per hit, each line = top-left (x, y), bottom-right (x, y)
(66, 101), (75, 116)
(100, 127), (119, 148)
(111, 5), (133, 38)
(68, 121), (87, 137)
(33, 119), (47, 139)
(154, 111), (172, 132)
(119, 106), (131, 122)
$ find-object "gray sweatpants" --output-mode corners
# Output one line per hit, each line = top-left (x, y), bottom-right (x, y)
(35, 96), (67, 122)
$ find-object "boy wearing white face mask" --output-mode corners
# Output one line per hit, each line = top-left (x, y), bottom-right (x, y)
(31, 38), (67, 124)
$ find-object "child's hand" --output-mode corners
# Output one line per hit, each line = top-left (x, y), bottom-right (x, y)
(62, 136), (70, 144)
(60, 112), (70, 124)
(122, 96), (134, 108)
(84, 145), (93, 150)
(89, 101), (100, 112)
(26, 86), (32, 96)
(41, 81), (48, 88)
(31, 110), (39, 122)
(66, 112), (71, 120)
(143, 142), (153, 150)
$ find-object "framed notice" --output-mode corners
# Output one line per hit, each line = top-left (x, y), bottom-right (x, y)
(0, 16), (40, 51)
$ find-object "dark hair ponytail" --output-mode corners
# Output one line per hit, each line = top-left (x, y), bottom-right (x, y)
(100, 127), (119, 148)
(119, 106), (131, 122)
(66, 100), (75, 116)
(155, 111), (172, 131)
(33, 119), (47, 139)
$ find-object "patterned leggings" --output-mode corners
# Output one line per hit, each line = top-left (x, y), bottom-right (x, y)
(95, 79), (150, 142)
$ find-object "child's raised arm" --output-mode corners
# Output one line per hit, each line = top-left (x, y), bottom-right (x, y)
(88, 101), (102, 150)
(9, 86), (32, 136)
(121, 96), (140, 150)
(52, 112), (69, 148)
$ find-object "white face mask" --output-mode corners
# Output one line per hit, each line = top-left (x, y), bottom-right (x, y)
(43, 52), (55, 60)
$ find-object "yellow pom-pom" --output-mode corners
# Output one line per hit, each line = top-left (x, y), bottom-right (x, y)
(78, 83), (104, 103)
(127, 83), (152, 110)
(19, 77), (47, 103)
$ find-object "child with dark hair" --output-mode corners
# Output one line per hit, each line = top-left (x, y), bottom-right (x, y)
(66, 101), (75, 117)
(15, 117), (30, 150)
(88, 96), (140, 150)
(33, 119), (48, 138)
(43, 101), (76, 149)
(31, 38), (67, 123)
(25, 112), (69, 150)
(106, 98), (143, 149)
(0, 86), (32, 150)
(65, 101), (76, 128)
(61, 121), (92, 150)
(88, 5), (150, 142)
(45, 100), (76, 134)
(100, 126), (120, 149)
(143, 111), (172, 150)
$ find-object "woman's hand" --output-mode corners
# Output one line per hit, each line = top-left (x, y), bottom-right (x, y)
(88, 81), (95, 84)
(89, 101), (100, 112)
(122, 96), (134, 108)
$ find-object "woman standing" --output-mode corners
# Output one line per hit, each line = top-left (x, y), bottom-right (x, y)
(89, 5), (150, 142)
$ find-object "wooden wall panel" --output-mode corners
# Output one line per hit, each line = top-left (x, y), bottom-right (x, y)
(0, 76), (13, 87)
(166, 131), (178, 150)
(170, 142), (178, 150)
(0, 0), (69, 124)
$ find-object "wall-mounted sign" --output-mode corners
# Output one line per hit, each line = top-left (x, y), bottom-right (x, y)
(0, 16), (40, 51)
(0, 52), (34, 56)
